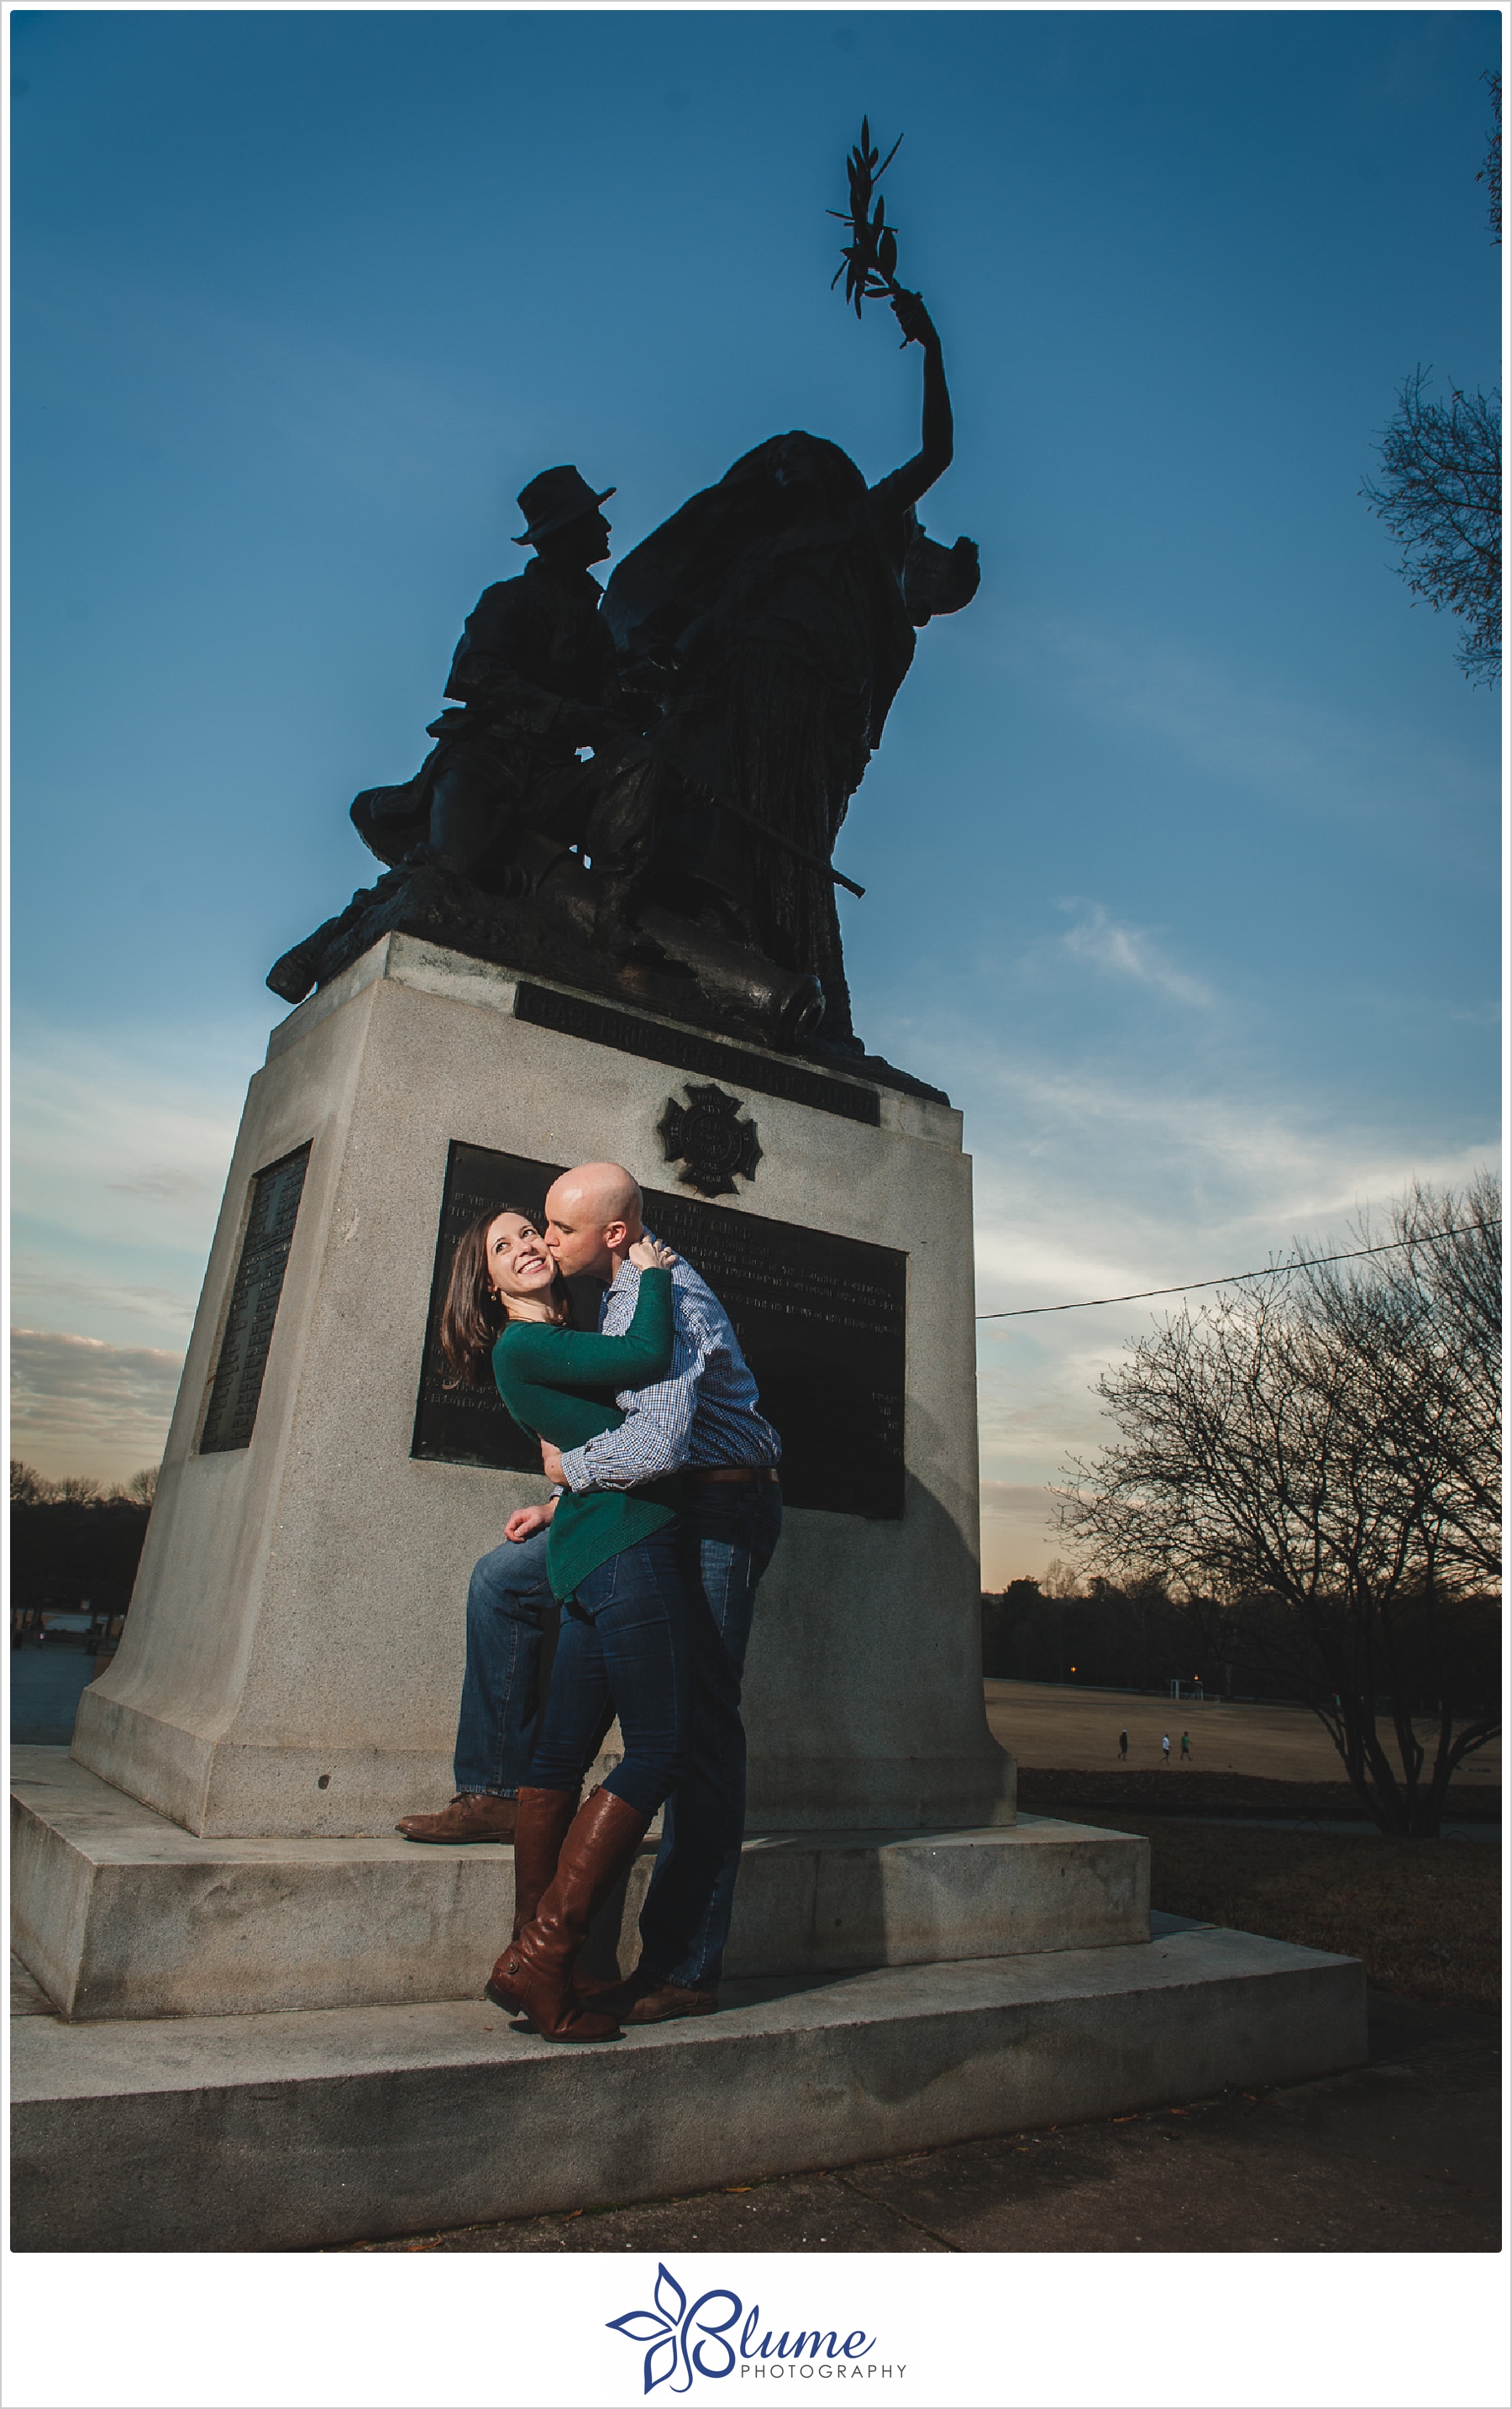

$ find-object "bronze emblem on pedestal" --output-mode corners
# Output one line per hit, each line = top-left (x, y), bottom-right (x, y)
(657, 1085), (762, 1199)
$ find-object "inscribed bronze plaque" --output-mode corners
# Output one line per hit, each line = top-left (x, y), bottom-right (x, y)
(411, 1142), (906, 1518)
(199, 1144), (312, 1454)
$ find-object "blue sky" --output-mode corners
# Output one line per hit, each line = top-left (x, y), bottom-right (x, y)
(9, 7), (1502, 1575)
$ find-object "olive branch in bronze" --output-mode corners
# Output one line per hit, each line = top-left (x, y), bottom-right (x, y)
(829, 118), (904, 318)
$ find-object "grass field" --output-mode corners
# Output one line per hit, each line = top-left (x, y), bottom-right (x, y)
(984, 1677), (1502, 1786)
(1068, 1812), (1501, 2015)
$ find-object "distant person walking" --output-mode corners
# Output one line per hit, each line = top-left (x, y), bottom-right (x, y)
(1180, 1730), (1191, 1761)
(1161, 1733), (1171, 1766)
(1117, 1729), (1129, 1761)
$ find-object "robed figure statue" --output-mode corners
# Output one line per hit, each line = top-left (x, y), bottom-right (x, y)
(599, 288), (978, 1049)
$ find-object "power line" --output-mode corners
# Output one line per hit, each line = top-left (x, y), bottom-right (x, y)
(974, 1220), (1499, 1322)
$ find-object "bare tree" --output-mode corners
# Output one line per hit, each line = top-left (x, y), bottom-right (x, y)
(1477, 67), (1500, 243)
(1058, 1182), (1501, 1836)
(1041, 1556), (1083, 1599)
(1362, 73), (1501, 686)
(53, 1474), (104, 1506)
(10, 1461), (57, 1505)
(1308, 1175), (1500, 1584)
(1363, 371), (1500, 685)
(113, 1467), (159, 1508)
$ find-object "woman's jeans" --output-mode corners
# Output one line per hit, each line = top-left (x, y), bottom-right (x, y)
(453, 1528), (556, 1800)
(637, 1482), (782, 1992)
(526, 1524), (692, 1820)
(450, 1488), (781, 1980)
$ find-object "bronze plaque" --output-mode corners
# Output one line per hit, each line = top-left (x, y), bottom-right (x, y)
(200, 1144), (312, 1454)
(411, 1142), (906, 1517)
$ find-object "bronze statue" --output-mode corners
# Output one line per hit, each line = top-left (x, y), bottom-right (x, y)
(600, 287), (976, 1048)
(267, 128), (977, 1067)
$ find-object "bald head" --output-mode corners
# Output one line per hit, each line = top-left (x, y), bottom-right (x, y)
(543, 1163), (645, 1282)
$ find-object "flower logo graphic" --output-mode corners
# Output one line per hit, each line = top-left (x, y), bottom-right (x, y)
(606, 2264), (743, 2395)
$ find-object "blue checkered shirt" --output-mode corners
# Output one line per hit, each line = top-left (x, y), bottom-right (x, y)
(557, 1242), (781, 1492)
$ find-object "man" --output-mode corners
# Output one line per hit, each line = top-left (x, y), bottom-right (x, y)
(415, 464), (624, 887)
(538, 1161), (782, 2023)
(394, 1520), (556, 1844)
(270, 465), (630, 1005)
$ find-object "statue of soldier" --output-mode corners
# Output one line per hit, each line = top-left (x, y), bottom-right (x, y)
(268, 465), (634, 1003)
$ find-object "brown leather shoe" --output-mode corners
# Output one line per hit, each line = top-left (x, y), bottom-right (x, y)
(396, 1793), (517, 1844)
(592, 1968), (720, 2024)
(486, 1788), (651, 2042)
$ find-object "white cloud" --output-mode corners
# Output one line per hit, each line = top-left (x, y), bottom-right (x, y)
(10, 1328), (185, 1485)
(10, 1018), (252, 1349)
(1060, 902), (1215, 1008)
(9, 1265), (198, 1326)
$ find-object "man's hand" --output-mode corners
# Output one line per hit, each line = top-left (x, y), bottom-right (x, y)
(539, 1440), (566, 1487)
(503, 1501), (555, 1543)
(890, 287), (939, 350)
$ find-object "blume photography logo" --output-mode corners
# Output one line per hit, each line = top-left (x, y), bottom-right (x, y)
(607, 2264), (906, 2395)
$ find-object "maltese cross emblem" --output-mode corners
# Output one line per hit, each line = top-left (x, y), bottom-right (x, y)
(656, 1084), (763, 1199)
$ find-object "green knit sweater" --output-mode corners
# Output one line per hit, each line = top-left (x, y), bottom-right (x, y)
(491, 1267), (681, 1602)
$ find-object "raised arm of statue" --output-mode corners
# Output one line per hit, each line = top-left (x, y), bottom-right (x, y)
(880, 288), (953, 509)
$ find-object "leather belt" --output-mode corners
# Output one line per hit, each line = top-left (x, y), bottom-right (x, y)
(686, 1466), (781, 1486)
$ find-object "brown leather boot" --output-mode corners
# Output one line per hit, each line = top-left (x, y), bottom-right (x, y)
(506, 1786), (580, 1941)
(488, 1788), (652, 2043)
(483, 1788), (580, 2015)
(396, 1793), (517, 1844)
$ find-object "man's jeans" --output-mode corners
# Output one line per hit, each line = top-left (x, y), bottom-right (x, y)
(636, 1482), (782, 1991)
(453, 1528), (556, 1798)
(526, 1524), (693, 1820)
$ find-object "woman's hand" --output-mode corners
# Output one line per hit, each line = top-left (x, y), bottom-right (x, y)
(628, 1235), (679, 1272)
(890, 287), (939, 350)
(503, 1501), (555, 1543)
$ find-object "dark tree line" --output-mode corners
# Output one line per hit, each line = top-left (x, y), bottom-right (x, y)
(9, 1461), (157, 1638)
(982, 1571), (1213, 1693)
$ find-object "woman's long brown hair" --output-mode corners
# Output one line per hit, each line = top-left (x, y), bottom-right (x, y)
(438, 1205), (567, 1388)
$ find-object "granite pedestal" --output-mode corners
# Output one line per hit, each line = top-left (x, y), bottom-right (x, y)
(12, 1749), (1145, 2021)
(70, 934), (1010, 1841)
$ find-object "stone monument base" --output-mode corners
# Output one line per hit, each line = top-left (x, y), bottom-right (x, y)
(13, 1750), (1145, 2022)
(70, 933), (1010, 1841)
(12, 1911), (1366, 2252)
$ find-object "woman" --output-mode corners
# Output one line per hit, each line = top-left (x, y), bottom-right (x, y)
(600, 288), (975, 1049)
(438, 1203), (688, 2043)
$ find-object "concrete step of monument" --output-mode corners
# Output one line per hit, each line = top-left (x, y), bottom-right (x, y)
(11, 1748), (1147, 2021)
(11, 1919), (1367, 2252)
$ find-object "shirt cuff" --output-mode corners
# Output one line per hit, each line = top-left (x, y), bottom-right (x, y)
(557, 1445), (592, 1492)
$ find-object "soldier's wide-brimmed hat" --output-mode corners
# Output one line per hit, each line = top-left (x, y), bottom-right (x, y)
(512, 464), (616, 546)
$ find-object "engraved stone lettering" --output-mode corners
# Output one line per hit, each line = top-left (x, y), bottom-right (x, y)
(200, 1144), (312, 1454)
